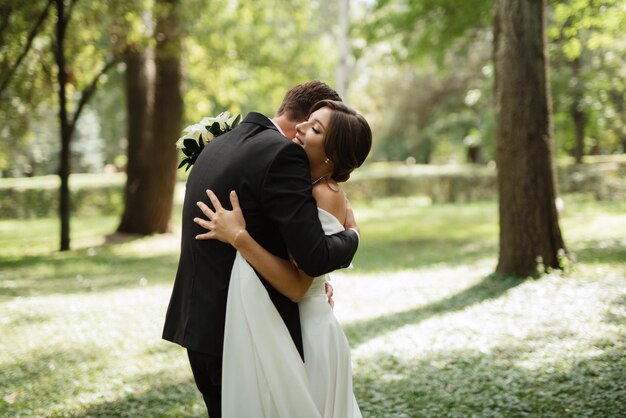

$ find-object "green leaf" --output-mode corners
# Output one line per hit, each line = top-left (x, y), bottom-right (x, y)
(208, 121), (221, 136)
(183, 138), (200, 152)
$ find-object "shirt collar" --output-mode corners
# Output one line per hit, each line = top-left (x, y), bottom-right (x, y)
(269, 118), (285, 136)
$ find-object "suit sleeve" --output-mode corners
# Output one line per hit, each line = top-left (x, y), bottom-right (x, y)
(260, 142), (359, 277)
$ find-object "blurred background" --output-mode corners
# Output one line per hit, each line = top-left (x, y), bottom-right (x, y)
(1, 0), (623, 201)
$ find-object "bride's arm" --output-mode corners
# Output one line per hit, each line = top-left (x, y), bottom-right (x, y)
(194, 190), (314, 302)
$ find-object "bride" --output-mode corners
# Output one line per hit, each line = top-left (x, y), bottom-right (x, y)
(194, 100), (372, 417)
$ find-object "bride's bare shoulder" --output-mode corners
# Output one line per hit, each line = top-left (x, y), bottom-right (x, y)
(312, 178), (346, 225)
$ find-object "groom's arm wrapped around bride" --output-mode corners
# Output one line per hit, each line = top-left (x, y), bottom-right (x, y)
(195, 189), (354, 304)
(260, 141), (359, 277)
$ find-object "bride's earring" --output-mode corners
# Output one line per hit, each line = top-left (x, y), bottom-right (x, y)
(324, 158), (330, 164)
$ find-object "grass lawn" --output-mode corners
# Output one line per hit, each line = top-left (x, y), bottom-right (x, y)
(1, 197), (625, 417)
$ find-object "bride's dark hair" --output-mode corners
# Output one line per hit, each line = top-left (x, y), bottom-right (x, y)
(308, 100), (372, 182)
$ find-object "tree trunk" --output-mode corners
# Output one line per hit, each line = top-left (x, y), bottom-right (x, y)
(117, 46), (153, 233)
(148, 0), (183, 231)
(607, 88), (625, 153)
(494, 0), (566, 276)
(54, 0), (71, 251)
(116, 0), (182, 235)
(571, 102), (586, 163)
(466, 144), (483, 164)
(570, 56), (586, 164)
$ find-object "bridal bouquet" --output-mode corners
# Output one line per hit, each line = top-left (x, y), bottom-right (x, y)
(176, 111), (241, 171)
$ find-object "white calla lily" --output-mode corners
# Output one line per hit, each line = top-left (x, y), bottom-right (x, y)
(177, 110), (241, 171)
(213, 112), (231, 130)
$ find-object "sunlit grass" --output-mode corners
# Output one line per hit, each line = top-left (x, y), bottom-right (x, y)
(1, 197), (624, 417)
(333, 269), (625, 417)
(1, 286), (204, 416)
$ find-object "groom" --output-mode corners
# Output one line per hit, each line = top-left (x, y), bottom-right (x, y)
(162, 81), (360, 417)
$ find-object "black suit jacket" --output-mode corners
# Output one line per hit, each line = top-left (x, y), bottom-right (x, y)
(162, 112), (359, 359)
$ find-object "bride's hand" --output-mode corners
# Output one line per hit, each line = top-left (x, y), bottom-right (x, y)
(194, 190), (246, 246)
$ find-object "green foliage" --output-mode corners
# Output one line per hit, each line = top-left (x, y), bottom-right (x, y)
(0, 0), (131, 176)
(357, 0), (625, 162)
(0, 1), (55, 175)
(0, 0), (339, 177)
(180, 0), (336, 124)
(1, 0), (623, 177)
(363, 0), (492, 63)
(358, 47), (496, 164)
(357, 1), (497, 163)
(549, 0), (626, 156)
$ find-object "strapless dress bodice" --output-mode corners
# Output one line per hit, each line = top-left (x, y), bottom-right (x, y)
(302, 208), (345, 299)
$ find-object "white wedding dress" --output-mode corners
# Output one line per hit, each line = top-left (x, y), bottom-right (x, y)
(222, 208), (362, 418)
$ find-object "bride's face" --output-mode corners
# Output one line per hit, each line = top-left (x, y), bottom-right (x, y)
(292, 107), (332, 169)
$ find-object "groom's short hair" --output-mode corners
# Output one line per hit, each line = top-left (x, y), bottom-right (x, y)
(276, 81), (342, 122)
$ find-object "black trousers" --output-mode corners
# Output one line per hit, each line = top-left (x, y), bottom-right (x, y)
(187, 349), (222, 418)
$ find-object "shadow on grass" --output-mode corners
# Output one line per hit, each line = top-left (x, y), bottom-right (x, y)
(355, 341), (626, 418)
(1, 347), (109, 415)
(3, 310), (50, 328)
(80, 375), (205, 418)
(1, 350), (204, 417)
(571, 238), (626, 265)
(604, 293), (626, 327)
(353, 290), (626, 418)
(0, 248), (177, 298)
(344, 274), (526, 348)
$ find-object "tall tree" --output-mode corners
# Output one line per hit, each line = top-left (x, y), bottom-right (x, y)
(117, 0), (182, 234)
(117, 46), (151, 233)
(3, 0), (124, 248)
(53, 0), (120, 250)
(494, 0), (566, 276)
